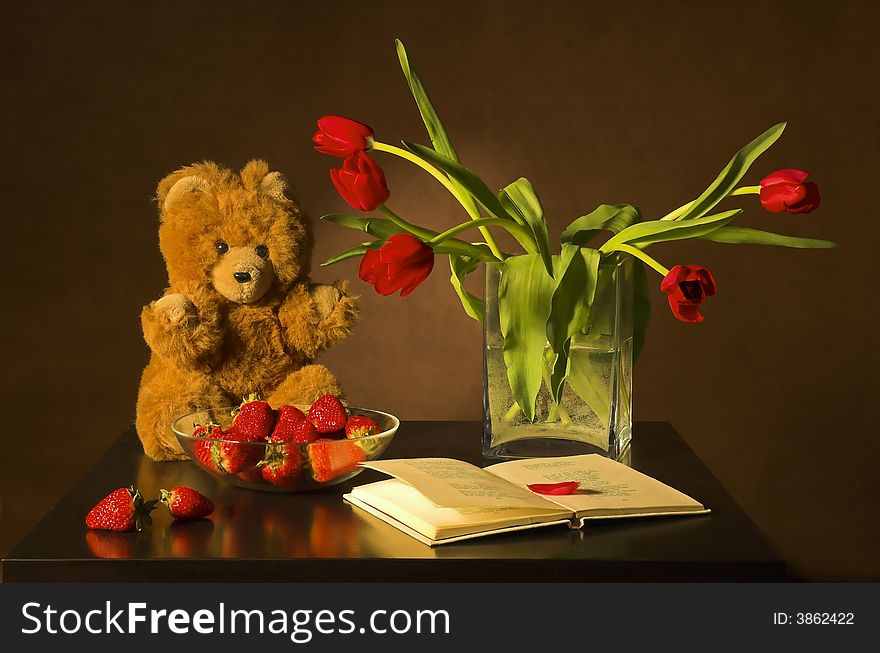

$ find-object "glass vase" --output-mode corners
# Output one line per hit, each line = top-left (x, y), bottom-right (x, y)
(482, 256), (634, 462)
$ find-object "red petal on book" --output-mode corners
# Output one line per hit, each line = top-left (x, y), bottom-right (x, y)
(527, 481), (580, 495)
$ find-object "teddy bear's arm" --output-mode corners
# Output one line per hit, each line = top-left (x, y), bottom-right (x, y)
(278, 281), (358, 359)
(141, 293), (224, 370)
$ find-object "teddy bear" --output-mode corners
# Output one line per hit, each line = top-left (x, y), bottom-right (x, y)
(136, 160), (357, 461)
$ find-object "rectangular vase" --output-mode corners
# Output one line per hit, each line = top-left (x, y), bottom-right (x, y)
(482, 256), (634, 462)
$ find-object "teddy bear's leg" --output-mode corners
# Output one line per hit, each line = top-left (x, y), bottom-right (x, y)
(136, 361), (231, 461)
(267, 364), (343, 407)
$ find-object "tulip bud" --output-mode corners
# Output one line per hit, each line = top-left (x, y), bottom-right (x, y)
(759, 169), (821, 214)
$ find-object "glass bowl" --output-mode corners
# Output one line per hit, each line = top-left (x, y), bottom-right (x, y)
(171, 405), (399, 492)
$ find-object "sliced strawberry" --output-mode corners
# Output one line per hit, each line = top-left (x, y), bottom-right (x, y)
(307, 394), (348, 433)
(345, 415), (379, 438)
(308, 438), (366, 483)
(85, 486), (157, 532)
(230, 393), (276, 440)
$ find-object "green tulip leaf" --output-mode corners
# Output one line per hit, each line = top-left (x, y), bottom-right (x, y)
(402, 142), (516, 224)
(499, 254), (556, 422)
(676, 122), (786, 222)
(321, 241), (381, 267)
(547, 245), (601, 402)
(396, 40), (481, 217)
(448, 255), (484, 322)
(321, 214), (407, 240)
(632, 259), (651, 364)
(600, 209), (741, 252)
(561, 204), (641, 246)
(566, 353), (612, 428)
(699, 225), (839, 248)
(499, 178), (554, 277)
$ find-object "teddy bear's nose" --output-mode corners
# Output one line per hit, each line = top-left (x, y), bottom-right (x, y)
(233, 271), (252, 283)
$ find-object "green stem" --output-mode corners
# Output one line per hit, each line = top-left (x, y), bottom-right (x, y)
(659, 200), (694, 222)
(428, 217), (536, 253)
(608, 244), (670, 277)
(660, 185), (761, 221)
(378, 206), (500, 262)
(372, 140), (505, 259)
(377, 205), (436, 241)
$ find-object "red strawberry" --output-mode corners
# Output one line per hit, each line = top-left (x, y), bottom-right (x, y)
(230, 393), (276, 440)
(193, 423), (224, 471)
(276, 404), (306, 424)
(159, 486), (214, 520)
(85, 486), (157, 532)
(345, 415), (379, 438)
(307, 394), (348, 433)
(308, 438), (366, 483)
(260, 442), (304, 486)
(197, 432), (259, 475)
(271, 411), (318, 443)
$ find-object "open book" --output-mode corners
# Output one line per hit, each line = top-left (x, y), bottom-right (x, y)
(344, 454), (709, 546)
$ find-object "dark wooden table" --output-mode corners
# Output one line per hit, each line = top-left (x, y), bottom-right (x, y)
(3, 422), (785, 582)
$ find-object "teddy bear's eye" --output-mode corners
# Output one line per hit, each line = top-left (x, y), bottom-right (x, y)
(255, 244), (269, 259)
(215, 241), (229, 255)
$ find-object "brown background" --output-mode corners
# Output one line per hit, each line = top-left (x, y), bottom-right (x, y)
(2, 0), (878, 580)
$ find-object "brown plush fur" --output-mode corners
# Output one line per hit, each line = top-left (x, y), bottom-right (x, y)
(136, 160), (358, 460)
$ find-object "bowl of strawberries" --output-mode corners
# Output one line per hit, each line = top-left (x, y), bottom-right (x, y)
(171, 394), (399, 492)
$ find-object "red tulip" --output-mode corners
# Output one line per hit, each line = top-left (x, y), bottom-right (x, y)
(759, 169), (821, 214)
(358, 234), (434, 297)
(330, 151), (390, 212)
(660, 265), (717, 324)
(313, 116), (374, 158)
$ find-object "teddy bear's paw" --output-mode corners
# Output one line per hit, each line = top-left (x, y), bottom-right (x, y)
(154, 293), (196, 324)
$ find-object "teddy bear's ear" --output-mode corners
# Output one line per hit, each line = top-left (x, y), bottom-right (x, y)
(162, 175), (208, 214)
(259, 171), (291, 202)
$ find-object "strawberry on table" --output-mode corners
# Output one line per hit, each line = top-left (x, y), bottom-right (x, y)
(307, 394), (348, 434)
(308, 438), (366, 483)
(85, 486), (157, 532)
(159, 486), (214, 520)
(345, 414), (379, 438)
(230, 393), (276, 440)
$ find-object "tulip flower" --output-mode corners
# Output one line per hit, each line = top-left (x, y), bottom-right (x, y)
(358, 234), (435, 297)
(330, 151), (390, 212)
(759, 169), (821, 214)
(313, 116), (375, 158)
(660, 265), (717, 323)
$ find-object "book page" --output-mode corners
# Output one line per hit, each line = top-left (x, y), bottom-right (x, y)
(361, 458), (563, 510)
(486, 454), (706, 517)
(349, 479), (572, 540)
